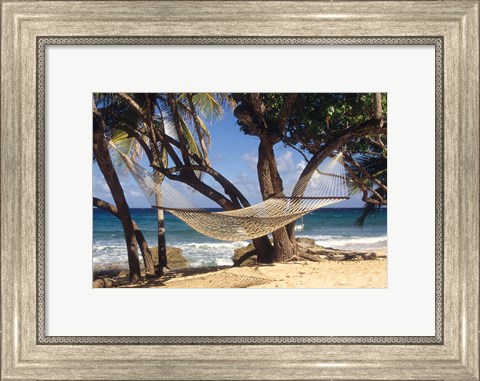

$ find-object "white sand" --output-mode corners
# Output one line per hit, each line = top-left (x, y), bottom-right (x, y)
(120, 249), (387, 289)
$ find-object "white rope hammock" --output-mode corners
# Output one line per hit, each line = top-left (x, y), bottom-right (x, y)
(111, 144), (349, 241)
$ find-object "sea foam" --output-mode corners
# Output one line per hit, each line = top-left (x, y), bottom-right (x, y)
(304, 235), (387, 250)
(176, 241), (249, 267)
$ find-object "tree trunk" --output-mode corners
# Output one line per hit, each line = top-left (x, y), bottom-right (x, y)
(93, 197), (155, 276)
(144, 94), (169, 276)
(374, 92), (383, 120)
(257, 139), (297, 262)
(252, 236), (274, 263)
(154, 170), (168, 275)
(93, 112), (142, 283)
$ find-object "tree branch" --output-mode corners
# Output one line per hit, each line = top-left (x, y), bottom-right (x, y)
(342, 152), (388, 194)
(93, 197), (156, 275)
(156, 164), (251, 208)
(118, 93), (148, 124)
(341, 163), (386, 205)
(293, 118), (387, 197)
(278, 94), (298, 135)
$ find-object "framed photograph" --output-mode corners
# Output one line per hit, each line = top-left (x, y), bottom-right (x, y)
(1, 1), (478, 380)
(91, 91), (388, 291)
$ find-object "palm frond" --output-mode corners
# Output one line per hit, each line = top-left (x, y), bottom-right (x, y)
(179, 118), (204, 179)
(213, 93), (237, 111)
(109, 130), (145, 176)
(195, 116), (211, 147)
(191, 93), (225, 122)
(354, 201), (383, 228)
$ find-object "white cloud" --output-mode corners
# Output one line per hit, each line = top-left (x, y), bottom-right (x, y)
(231, 172), (262, 204)
(276, 152), (306, 195)
(242, 151), (258, 170)
(128, 190), (142, 197)
(296, 160), (307, 171)
(240, 150), (311, 198)
(276, 151), (295, 173)
(93, 176), (113, 202)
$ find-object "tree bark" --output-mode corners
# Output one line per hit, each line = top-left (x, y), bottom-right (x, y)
(93, 109), (142, 283)
(373, 92), (383, 120)
(93, 197), (155, 276)
(154, 171), (168, 274)
(234, 94), (301, 263)
(257, 139), (297, 262)
(145, 94), (169, 276)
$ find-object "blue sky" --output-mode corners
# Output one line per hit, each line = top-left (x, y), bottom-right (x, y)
(93, 110), (365, 208)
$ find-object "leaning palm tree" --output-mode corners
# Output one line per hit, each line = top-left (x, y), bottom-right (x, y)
(96, 92), (230, 275)
(93, 100), (145, 282)
(108, 129), (156, 274)
(95, 93), (166, 275)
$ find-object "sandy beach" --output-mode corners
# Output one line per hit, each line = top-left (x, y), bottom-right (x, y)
(111, 248), (387, 289)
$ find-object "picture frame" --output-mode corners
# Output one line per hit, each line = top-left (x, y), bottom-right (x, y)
(1, 1), (478, 380)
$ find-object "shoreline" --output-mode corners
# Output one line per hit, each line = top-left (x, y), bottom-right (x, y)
(95, 247), (387, 289)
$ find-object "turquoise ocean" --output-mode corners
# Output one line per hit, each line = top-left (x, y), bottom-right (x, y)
(93, 208), (387, 268)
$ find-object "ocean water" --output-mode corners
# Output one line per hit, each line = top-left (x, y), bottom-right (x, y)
(93, 208), (387, 268)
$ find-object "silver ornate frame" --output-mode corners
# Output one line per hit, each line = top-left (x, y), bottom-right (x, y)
(2, 2), (478, 380)
(36, 36), (444, 346)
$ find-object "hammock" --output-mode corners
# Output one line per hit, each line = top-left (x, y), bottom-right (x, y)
(111, 144), (349, 241)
